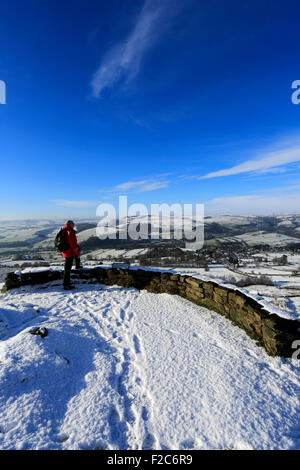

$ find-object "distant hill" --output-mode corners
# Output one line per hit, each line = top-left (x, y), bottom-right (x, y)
(1, 215), (300, 257)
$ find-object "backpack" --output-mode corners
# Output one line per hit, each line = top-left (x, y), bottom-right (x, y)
(55, 228), (69, 253)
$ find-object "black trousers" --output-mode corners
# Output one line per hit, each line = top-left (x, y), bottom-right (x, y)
(63, 256), (81, 286)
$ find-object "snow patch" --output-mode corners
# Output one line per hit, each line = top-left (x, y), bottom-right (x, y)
(0, 282), (299, 449)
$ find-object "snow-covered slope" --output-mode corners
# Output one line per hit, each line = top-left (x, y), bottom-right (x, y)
(216, 231), (300, 246)
(0, 281), (300, 450)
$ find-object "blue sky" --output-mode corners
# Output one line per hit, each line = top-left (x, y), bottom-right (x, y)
(1, 0), (300, 219)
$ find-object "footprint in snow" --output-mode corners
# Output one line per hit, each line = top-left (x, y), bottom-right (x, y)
(108, 405), (128, 448)
(135, 377), (142, 386)
(112, 332), (122, 343)
(141, 406), (150, 421)
(142, 433), (156, 450)
(133, 334), (141, 354)
(78, 439), (108, 450)
(53, 433), (69, 443)
(180, 438), (196, 449)
(120, 309), (125, 321)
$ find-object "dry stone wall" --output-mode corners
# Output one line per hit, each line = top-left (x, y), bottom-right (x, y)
(2, 267), (300, 358)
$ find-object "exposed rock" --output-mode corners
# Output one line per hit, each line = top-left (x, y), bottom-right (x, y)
(29, 327), (48, 338)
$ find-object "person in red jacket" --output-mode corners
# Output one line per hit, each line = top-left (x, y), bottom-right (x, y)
(61, 220), (82, 290)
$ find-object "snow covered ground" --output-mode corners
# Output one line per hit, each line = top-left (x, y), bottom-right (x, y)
(0, 280), (300, 450)
(214, 231), (300, 246)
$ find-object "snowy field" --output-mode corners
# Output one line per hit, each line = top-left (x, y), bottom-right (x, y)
(213, 231), (300, 247)
(0, 280), (300, 450)
(88, 248), (149, 260)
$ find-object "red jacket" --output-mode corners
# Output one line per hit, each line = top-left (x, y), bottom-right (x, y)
(61, 225), (80, 258)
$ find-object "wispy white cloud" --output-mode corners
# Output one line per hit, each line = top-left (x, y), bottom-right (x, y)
(253, 183), (300, 193)
(91, 0), (165, 98)
(53, 200), (98, 208)
(251, 166), (289, 175)
(140, 181), (169, 191)
(200, 145), (300, 179)
(114, 180), (148, 191)
(205, 192), (300, 215)
(99, 176), (170, 194)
